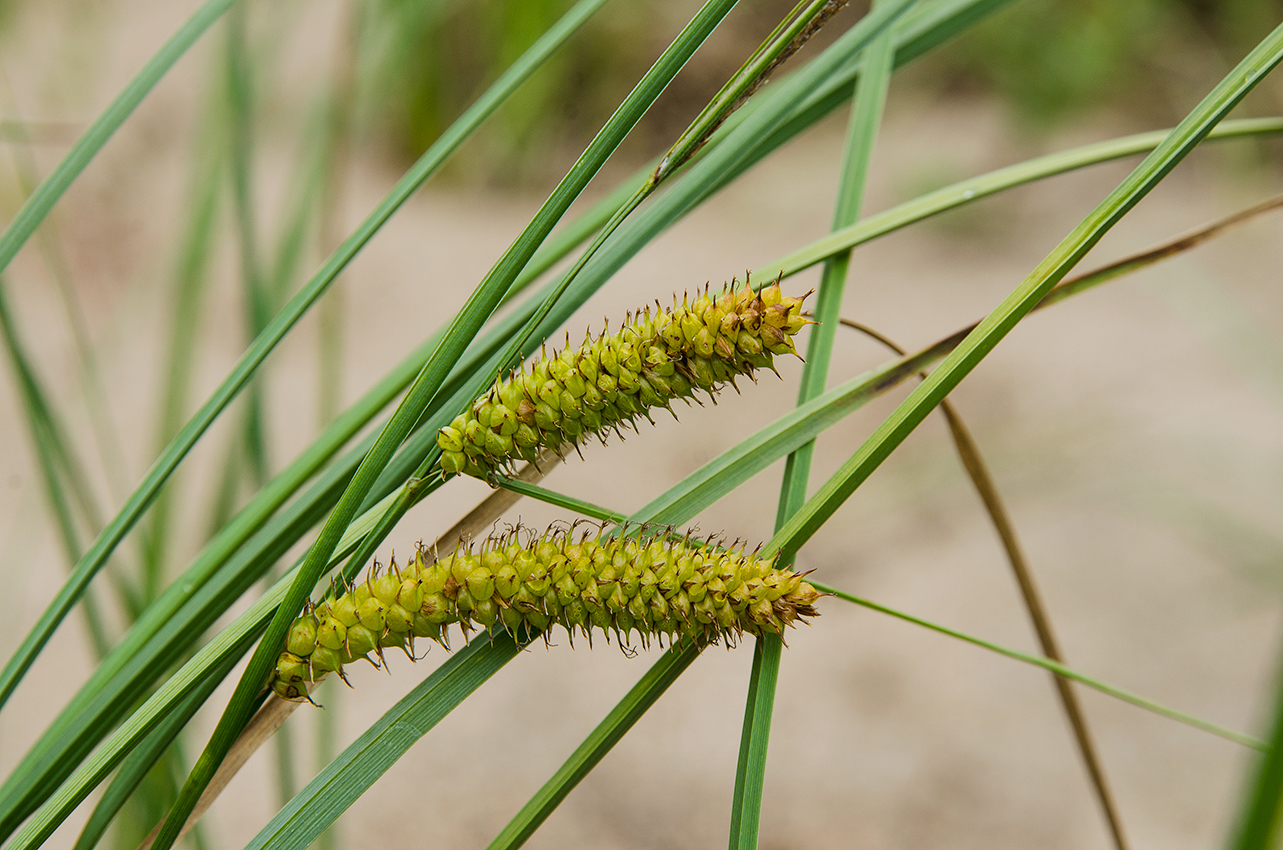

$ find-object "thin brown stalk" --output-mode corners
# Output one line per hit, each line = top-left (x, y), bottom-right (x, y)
(839, 317), (1129, 850)
(136, 450), (561, 850)
(872, 190), (1283, 410)
(1038, 192), (1283, 311)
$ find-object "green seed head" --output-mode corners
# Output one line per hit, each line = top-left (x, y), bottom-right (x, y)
(286, 615), (319, 658)
(436, 277), (811, 479)
(269, 522), (823, 701)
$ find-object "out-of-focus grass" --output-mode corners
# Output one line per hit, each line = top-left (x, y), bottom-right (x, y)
(359, 0), (1283, 181)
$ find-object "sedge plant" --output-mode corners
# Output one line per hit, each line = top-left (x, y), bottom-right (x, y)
(0, 1), (1281, 849)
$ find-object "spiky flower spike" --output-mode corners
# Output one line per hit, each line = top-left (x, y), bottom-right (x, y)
(437, 276), (811, 479)
(270, 522), (822, 700)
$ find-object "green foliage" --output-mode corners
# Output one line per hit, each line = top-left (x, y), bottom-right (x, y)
(931, 0), (1283, 125)
(0, 1), (1280, 849)
(357, 0), (1283, 178)
(437, 280), (809, 479)
(359, 0), (654, 182)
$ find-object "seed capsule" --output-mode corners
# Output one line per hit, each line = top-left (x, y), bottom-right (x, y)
(269, 522), (823, 701)
(437, 277), (812, 479)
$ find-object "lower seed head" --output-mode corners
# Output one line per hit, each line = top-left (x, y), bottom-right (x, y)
(269, 521), (823, 701)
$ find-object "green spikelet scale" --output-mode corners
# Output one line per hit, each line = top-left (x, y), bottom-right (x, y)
(269, 522), (822, 701)
(436, 277), (812, 479)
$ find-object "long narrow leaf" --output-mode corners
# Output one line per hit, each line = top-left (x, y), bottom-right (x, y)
(817, 582), (1264, 750)
(0, 0), (234, 276)
(772, 23), (1283, 557)
(0, 0), (613, 727)
(242, 632), (525, 850)
(732, 8), (898, 842)
(0, 0), (614, 833)
(1229, 633), (1283, 848)
(153, 5), (742, 848)
(1, 483), (404, 850)
(485, 644), (701, 850)
(759, 117), (1283, 281)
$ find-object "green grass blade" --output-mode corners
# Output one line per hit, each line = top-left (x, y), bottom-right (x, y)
(70, 654), (235, 850)
(732, 6), (899, 842)
(225, 1), (273, 501)
(816, 582), (1264, 750)
(1228, 634), (1283, 848)
(0, 0), (613, 830)
(759, 116), (1283, 281)
(146, 114), (225, 598)
(0, 278), (112, 658)
(652, 0), (834, 181)
(0, 0), (235, 277)
(485, 644), (701, 850)
(472, 481), (1266, 753)
(1, 485), (404, 850)
(243, 632), (525, 850)
(154, 5), (740, 848)
(0, 0), (611, 727)
(772, 21), (1283, 559)
(270, 113), (328, 312)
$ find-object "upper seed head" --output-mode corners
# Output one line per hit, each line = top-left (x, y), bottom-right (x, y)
(434, 278), (810, 479)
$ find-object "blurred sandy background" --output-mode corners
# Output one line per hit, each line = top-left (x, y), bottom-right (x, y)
(1, 1), (1283, 848)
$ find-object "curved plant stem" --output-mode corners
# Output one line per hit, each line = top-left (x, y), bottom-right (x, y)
(771, 19), (1283, 565)
(757, 118), (1283, 282)
(839, 318), (1128, 850)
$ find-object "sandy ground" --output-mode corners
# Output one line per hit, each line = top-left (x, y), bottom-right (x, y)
(1, 2), (1283, 849)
